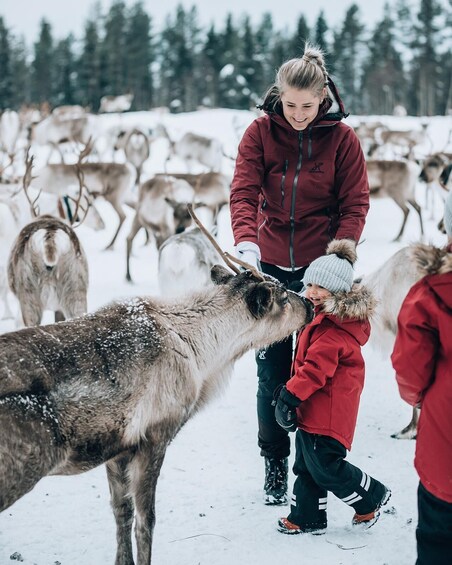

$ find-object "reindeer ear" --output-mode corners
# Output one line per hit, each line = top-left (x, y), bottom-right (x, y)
(211, 265), (233, 285)
(164, 197), (178, 209)
(246, 283), (274, 319)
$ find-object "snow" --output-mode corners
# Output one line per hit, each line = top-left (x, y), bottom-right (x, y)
(0, 108), (451, 565)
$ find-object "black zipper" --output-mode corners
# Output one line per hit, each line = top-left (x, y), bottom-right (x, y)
(289, 131), (303, 270)
(281, 159), (288, 207)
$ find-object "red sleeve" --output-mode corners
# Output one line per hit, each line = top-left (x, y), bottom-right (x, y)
(334, 128), (370, 243)
(229, 121), (264, 245)
(286, 328), (342, 400)
(391, 281), (438, 406)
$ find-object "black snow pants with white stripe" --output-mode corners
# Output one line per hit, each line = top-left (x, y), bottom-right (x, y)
(288, 429), (388, 529)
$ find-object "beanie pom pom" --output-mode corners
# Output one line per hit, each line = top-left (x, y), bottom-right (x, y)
(326, 239), (357, 265)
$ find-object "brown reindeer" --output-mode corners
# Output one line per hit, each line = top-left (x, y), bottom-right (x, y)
(367, 159), (424, 241)
(0, 264), (313, 565)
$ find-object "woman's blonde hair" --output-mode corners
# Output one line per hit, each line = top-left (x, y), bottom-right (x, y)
(262, 43), (328, 109)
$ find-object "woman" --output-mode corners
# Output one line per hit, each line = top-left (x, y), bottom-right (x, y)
(230, 44), (369, 504)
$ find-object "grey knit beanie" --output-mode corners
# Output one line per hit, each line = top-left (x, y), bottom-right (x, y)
(444, 190), (452, 238)
(303, 239), (357, 293)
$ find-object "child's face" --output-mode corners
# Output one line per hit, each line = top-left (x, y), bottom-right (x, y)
(305, 284), (332, 307)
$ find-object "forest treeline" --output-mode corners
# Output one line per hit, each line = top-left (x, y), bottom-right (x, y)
(0, 0), (450, 116)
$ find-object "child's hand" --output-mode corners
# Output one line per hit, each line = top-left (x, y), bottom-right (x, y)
(274, 386), (301, 432)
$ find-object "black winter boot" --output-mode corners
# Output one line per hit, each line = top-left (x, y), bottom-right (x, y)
(264, 457), (288, 505)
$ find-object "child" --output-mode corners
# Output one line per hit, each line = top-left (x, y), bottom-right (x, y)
(274, 239), (391, 534)
(391, 191), (452, 565)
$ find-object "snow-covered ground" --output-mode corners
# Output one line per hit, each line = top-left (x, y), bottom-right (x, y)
(0, 108), (450, 565)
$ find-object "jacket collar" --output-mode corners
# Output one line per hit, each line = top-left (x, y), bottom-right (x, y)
(320, 283), (376, 321)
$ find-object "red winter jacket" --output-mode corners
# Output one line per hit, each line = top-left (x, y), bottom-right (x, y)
(391, 244), (452, 503)
(286, 285), (373, 450)
(230, 80), (369, 269)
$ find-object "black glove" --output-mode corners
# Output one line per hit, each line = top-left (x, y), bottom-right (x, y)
(273, 385), (301, 433)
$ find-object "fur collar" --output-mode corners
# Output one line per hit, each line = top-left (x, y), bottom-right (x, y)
(410, 242), (452, 276)
(320, 283), (376, 321)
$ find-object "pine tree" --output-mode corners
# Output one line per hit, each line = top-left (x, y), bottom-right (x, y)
(314, 10), (330, 68)
(53, 35), (76, 106)
(102, 1), (128, 97)
(77, 18), (102, 111)
(10, 36), (31, 108)
(409, 0), (444, 115)
(218, 14), (241, 108)
(235, 15), (258, 109)
(31, 19), (54, 106)
(0, 17), (14, 109)
(330, 4), (366, 113)
(289, 15), (310, 57)
(361, 4), (406, 114)
(125, 2), (153, 110)
(254, 12), (275, 97)
(200, 24), (222, 107)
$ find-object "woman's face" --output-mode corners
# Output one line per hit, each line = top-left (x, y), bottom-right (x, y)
(280, 87), (324, 131)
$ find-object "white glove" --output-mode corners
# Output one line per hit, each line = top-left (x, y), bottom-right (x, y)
(235, 241), (262, 271)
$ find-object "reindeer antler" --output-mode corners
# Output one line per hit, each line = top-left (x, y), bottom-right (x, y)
(69, 137), (94, 227)
(22, 148), (40, 218)
(187, 203), (264, 280)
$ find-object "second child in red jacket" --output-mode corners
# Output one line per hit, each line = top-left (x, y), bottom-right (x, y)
(274, 239), (390, 535)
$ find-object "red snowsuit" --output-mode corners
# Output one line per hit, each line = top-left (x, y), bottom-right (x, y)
(286, 286), (372, 450)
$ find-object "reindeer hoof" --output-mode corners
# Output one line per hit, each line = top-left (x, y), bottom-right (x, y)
(391, 430), (417, 440)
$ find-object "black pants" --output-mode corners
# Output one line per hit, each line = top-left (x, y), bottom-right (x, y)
(256, 262), (307, 459)
(416, 482), (452, 565)
(288, 430), (388, 528)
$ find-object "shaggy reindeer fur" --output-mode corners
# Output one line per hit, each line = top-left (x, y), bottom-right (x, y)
(0, 266), (312, 565)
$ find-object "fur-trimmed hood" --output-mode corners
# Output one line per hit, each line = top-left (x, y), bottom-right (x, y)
(321, 282), (376, 321)
(410, 242), (452, 277)
(410, 242), (452, 309)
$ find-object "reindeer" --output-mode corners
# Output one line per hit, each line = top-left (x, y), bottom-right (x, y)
(158, 226), (222, 297)
(116, 128), (151, 186)
(99, 93), (134, 113)
(32, 161), (133, 249)
(0, 247), (313, 564)
(155, 171), (230, 229)
(28, 112), (98, 164)
(155, 123), (223, 172)
(0, 110), (21, 177)
(7, 152), (89, 327)
(419, 152), (452, 220)
(370, 124), (432, 159)
(357, 242), (444, 439)
(367, 159), (424, 241)
(126, 175), (195, 282)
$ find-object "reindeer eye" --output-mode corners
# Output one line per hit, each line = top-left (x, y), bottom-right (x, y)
(280, 292), (289, 306)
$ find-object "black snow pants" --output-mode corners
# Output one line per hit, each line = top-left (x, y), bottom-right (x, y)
(256, 262), (306, 460)
(416, 482), (452, 565)
(288, 429), (388, 529)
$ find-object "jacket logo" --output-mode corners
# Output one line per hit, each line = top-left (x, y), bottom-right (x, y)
(309, 162), (324, 173)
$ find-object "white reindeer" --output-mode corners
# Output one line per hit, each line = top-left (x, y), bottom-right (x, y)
(155, 123), (224, 172)
(158, 226), (222, 297)
(99, 93), (134, 113)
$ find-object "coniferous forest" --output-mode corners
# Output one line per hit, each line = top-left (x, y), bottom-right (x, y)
(0, 0), (450, 116)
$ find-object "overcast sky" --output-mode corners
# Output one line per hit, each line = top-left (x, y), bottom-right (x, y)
(2, 0), (391, 41)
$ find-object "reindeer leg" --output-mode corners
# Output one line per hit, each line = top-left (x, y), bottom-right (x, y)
(106, 454), (135, 565)
(20, 301), (43, 327)
(55, 310), (65, 322)
(391, 406), (420, 440)
(392, 202), (410, 242)
(105, 200), (126, 250)
(129, 444), (168, 565)
(126, 215), (143, 282)
(408, 198), (424, 237)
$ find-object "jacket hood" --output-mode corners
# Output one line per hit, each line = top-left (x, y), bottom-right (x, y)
(314, 283), (375, 346)
(259, 75), (348, 129)
(410, 242), (452, 308)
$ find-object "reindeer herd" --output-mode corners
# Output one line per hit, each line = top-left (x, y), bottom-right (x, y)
(0, 102), (451, 564)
